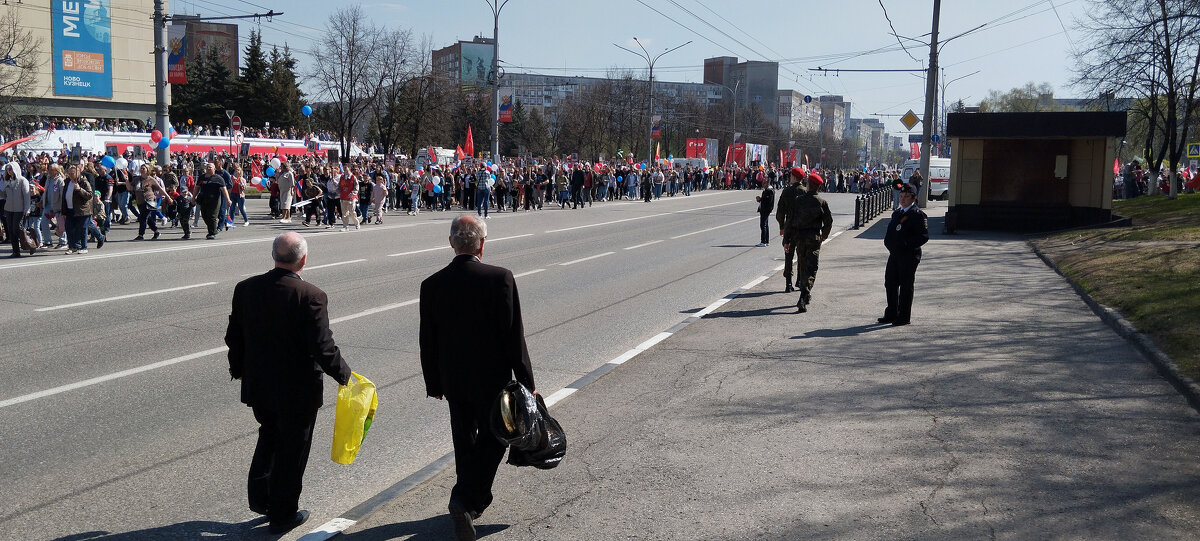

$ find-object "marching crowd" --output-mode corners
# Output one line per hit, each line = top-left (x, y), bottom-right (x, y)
(2, 146), (908, 258)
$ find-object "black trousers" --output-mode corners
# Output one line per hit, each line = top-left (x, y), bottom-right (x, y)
(447, 395), (506, 515)
(248, 403), (317, 524)
(884, 252), (920, 321)
(200, 198), (220, 237)
(759, 213), (770, 244)
(4, 211), (23, 254)
(137, 202), (159, 237)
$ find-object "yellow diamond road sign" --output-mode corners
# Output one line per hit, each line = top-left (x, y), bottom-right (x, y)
(900, 110), (920, 131)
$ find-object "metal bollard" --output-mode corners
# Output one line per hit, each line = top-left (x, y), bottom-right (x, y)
(853, 196), (862, 229)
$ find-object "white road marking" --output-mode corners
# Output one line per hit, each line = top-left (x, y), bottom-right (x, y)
(624, 240), (663, 250)
(387, 234), (532, 257)
(35, 282), (220, 312)
(300, 517), (357, 540)
(676, 200), (747, 212)
(693, 298), (732, 318)
(669, 216), (758, 239)
(329, 298), (418, 324)
(543, 388), (576, 407)
(304, 258), (369, 271)
(545, 213), (669, 233)
(513, 269), (546, 278)
(0, 346), (230, 409)
(559, 252), (614, 266)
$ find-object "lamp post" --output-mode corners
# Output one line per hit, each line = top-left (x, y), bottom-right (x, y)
(936, 68), (979, 153)
(704, 79), (741, 151)
(615, 38), (691, 167)
(485, 0), (510, 162)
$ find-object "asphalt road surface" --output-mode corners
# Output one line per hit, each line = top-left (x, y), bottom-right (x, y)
(0, 188), (858, 539)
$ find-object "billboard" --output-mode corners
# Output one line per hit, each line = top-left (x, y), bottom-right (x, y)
(52, 0), (113, 98)
(499, 87), (514, 122)
(460, 41), (495, 89)
(187, 22), (239, 75)
(686, 138), (720, 160)
(167, 24), (188, 84)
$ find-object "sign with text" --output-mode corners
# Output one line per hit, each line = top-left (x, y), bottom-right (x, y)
(52, 0), (113, 98)
(499, 87), (514, 122)
(167, 23), (188, 84)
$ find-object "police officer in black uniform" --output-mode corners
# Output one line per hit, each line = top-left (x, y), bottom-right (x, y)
(879, 184), (929, 326)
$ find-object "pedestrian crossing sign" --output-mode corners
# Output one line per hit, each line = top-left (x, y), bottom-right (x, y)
(1188, 142), (1200, 158)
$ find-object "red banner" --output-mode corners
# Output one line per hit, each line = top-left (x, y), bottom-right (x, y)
(686, 138), (706, 158)
(910, 142), (920, 159)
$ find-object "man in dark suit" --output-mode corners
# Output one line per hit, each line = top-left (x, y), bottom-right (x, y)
(225, 231), (353, 534)
(420, 214), (536, 541)
(880, 185), (929, 326)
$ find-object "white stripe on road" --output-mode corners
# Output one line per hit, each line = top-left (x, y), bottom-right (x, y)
(242, 259), (368, 276)
(545, 213), (669, 233)
(0, 346), (230, 409)
(300, 517), (357, 541)
(676, 200), (748, 212)
(669, 217), (758, 239)
(34, 282), (219, 312)
(543, 388), (576, 407)
(329, 298), (419, 324)
(387, 234), (532, 258)
(624, 240), (663, 250)
(559, 252), (614, 266)
(513, 268), (546, 278)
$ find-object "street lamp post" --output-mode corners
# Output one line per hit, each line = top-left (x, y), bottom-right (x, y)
(615, 38), (691, 167)
(485, 0), (510, 162)
(936, 68), (979, 153)
(704, 79), (741, 156)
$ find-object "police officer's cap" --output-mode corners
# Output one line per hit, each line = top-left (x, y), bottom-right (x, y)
(899, 184), (915, 194)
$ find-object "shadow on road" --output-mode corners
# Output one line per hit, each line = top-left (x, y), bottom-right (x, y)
(51, 517), (268, 540)
(338, 515), (509, 540)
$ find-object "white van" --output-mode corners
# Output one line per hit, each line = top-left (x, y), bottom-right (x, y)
(901, 157), (950, 200)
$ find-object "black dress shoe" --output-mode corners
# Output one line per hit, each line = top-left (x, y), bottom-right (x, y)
(877, 317), (894, 324)
(891, 319), (910, 326)
(796, 300), (807, 313)
(268, 510), (309, 534)
(784, 284), (794, 293)
(448, 501), (476, 541)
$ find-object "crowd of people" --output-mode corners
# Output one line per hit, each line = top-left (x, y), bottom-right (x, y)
(2, 116), (327, 145)
(2, 143), (913, 258)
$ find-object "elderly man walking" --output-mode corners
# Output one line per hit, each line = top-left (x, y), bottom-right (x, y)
(420, 215), (537, 540)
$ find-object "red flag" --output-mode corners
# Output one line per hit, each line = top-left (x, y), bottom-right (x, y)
(464, 126), (475, 157)
(456, 145), (466, 161)
(724, 145), (733, 166)
(429, 146), (437, 164)
(1113, 157), (1120, 175)
(655, 142), (661, 161)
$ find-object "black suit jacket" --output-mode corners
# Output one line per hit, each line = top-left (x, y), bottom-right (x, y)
(225, 268), (352, 411)
(420, 254), (534, 401)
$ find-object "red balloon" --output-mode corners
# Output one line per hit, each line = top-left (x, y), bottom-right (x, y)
(150, 130), (163, 143)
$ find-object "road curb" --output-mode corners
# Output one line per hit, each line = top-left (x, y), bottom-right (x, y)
(1028, 241), (1200, 413)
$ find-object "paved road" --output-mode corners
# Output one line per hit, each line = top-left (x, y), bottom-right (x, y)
(0, 189), (859, 538)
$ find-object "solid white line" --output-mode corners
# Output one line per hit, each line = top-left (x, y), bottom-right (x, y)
(306, 258), (368, 271)
(543, 388), (576, 408)
(35, 282), (219, 312)
(559, 252), (614, 266)
(545, 213), (669, 233)
(607, 350), (640, 365)
(0, 346), (230, 409)
(670, 217), (758, 239)
(329, 298), (418, 324)
(741, 275), (769, 290)
(300, 518), (357, 540)
(513, 268), (546, 278)
(675, 200), (747, 212)
(694, 298), (732, 318)
(624, 240), (663, 250)
(634, 332), (673, 351)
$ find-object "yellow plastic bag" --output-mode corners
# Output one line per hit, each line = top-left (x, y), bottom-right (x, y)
(331, 371), (378, 465)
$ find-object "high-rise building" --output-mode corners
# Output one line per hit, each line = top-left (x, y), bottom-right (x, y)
(432, 36), (497, 89)
(776, 90), (819, 136)
(703, 57), (779, 119)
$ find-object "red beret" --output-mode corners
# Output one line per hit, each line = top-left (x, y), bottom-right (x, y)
(790, 167), (806, 180)
(807, 173), (824, 186)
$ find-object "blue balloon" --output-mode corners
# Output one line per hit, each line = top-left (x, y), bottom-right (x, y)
(157, 137), (170, 149)
(301, 105), (312, 117)
(100, 156), (115, 168)
(265, 166), (276, 177)
(433, 184), (442, 194)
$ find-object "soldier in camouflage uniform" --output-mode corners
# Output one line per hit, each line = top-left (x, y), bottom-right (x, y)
(782, 172), (833, 313)
(775, 168), (805, 293)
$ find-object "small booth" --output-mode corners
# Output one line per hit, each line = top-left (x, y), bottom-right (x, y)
(944, 111), (1126, 232)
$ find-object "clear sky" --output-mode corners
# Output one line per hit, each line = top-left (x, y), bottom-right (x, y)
(170, 0), (1089, 135)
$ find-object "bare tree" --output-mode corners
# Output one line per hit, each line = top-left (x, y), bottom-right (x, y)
(308, 6), (385, 159)
(1074, 0), (1200, 197)
(0, 6), (44, 137)
(368, 28), (417, 155)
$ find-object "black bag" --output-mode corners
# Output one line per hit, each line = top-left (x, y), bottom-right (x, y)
(490, 381), (567, 470)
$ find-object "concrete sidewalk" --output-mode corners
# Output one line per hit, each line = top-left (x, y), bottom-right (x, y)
(338, 205), (1200, 540)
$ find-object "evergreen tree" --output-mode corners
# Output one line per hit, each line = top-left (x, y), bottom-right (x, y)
(268, 45), (305, 131)
(194, 47), (236, 126)
(237, 30), (273, 128)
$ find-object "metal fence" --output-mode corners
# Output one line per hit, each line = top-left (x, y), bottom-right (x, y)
(852, 187), (893, 229)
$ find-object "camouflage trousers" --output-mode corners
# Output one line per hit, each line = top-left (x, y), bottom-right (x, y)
(784, 231), (822, 302)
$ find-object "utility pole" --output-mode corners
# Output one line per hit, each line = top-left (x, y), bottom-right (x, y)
(615, 38), (691, 167)
(153, 7), (282, 166)
(153, 0), (169, 167)
(918, 0), (941, 208)
(487, 0), (509, 162)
